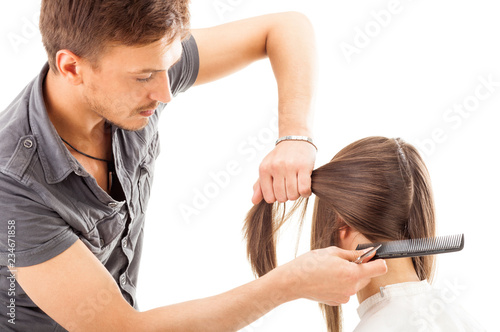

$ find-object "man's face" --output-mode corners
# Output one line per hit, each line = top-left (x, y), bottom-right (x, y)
(81, 36), (183, 131)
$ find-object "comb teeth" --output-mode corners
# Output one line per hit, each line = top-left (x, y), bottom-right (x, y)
(356, 234), (464, 260)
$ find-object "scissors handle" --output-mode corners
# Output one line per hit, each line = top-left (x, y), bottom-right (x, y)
(354, 244), (382, 264)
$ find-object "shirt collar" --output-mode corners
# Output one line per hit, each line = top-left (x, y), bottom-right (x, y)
(29, 63), (84, 184)
(357, 280), (431, 319)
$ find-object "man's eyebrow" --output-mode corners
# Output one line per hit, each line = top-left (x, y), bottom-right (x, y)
(129, 68), (165, 74)
(128, 54), (183, 74)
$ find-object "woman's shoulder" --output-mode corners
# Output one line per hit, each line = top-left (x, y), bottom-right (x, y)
(354, 280), (485, 332)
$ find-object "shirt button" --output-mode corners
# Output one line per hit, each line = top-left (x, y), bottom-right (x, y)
(108, 202), (118, 208)
(120, 275), (126, 286)
(99, 238), (105, 247)
(23, 139), (34, 149)
(122, 238), (128, 248)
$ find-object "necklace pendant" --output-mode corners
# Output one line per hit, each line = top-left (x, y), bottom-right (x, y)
(108, 171), (113, 193)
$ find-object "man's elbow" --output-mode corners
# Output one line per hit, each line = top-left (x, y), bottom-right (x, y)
(286, 11), (312, 24)
(276, 11), (314, 30)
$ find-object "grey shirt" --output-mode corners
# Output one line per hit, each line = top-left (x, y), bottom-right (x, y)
(0, 35), (199, 331)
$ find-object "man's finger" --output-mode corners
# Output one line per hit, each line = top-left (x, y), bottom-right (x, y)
(273, 176), (287, 203)
(259, 174), (276, 204)
(356, 259), (388, 279)
(251, 180), (263, 204)
(285, 171), (300, 201)
(297, 169), (312, 197)
(323, 300), (343, 307)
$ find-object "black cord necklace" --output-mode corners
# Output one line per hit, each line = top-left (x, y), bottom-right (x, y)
(60, 136), (116, 193)
(59, 136), (112, 164)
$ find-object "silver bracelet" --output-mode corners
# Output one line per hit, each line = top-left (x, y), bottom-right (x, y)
(275, 135), (317, 151)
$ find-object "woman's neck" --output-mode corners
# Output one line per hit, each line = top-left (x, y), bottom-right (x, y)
(357, 257), (421, 304)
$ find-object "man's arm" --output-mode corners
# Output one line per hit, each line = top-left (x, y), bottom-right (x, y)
(12, 240), (386, 331)
(191, 12), (318, 204)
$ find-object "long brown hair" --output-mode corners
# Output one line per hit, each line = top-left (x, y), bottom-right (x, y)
(243, 136), (436, 331)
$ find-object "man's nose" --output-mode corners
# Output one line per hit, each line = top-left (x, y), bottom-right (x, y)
(149, 72), (173, 103)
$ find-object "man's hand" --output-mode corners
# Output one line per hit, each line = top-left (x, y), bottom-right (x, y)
(252, 140), (316, 204)
(272, 246), (388, 306)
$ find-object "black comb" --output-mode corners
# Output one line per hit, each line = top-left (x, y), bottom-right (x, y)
(355, 234), (464, 260)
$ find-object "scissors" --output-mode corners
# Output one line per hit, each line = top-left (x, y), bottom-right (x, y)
(354, 244), (382, 264)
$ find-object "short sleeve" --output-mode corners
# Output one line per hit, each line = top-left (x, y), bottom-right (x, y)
(0, 173), (79, 267)
(168, 34), (199, 97)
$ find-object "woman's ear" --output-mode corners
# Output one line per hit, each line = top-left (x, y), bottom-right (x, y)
(338, 222), (349, 242)
(338, 223), (360, 250)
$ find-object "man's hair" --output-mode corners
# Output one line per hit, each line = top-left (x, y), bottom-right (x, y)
(39, 0), (191, 73)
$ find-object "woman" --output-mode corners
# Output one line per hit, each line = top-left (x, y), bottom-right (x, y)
(244, 136), (483, 331)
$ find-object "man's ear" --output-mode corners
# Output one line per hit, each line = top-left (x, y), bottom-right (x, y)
(55, 49), (84, 85)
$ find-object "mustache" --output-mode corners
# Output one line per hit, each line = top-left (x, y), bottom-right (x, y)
(137, 101), (159, 112)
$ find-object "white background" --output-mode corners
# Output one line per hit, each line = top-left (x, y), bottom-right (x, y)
(1, 0), (498, 331)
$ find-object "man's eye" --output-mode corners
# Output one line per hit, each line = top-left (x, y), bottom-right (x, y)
(137, 75), (153, 83)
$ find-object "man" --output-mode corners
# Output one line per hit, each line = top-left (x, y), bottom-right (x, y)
(0, 1), (387, 331)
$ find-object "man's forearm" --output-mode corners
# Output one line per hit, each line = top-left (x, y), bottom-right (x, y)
(135, 268), (295, 332)
(266, 12), (318, 137)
